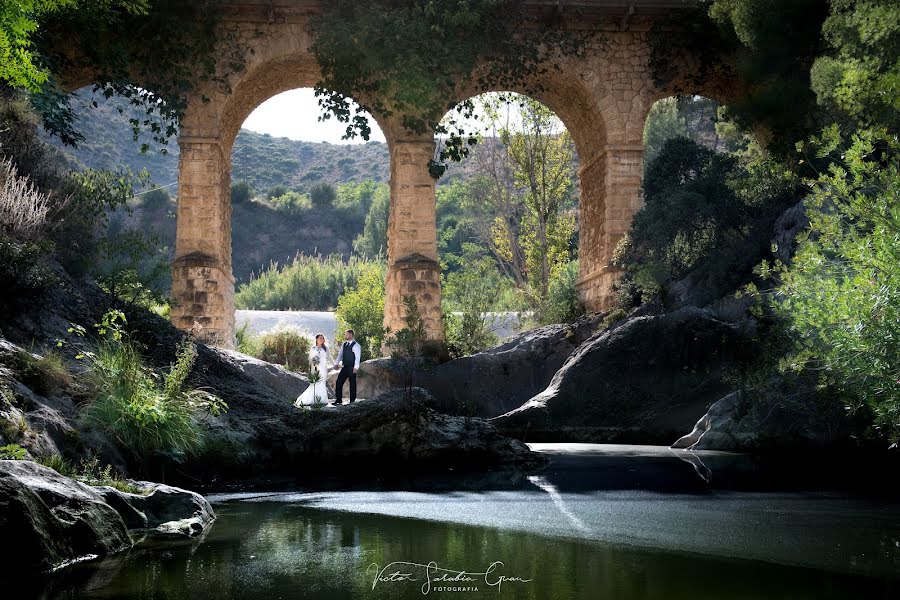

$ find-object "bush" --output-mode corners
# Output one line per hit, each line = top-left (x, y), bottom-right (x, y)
(0, 231), (56, 313)
(761, 129), (900, 445)
(80, 327), (226, 460)
(266, 184), (289, 200)
(270, 191), (312, 214)
(534, 259), (580, 325)
(309, 182), (336, 208)
(241, 325), (311, 372)
(335, 262), (386, 360)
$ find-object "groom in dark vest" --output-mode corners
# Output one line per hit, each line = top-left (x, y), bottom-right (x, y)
(335, 329), (360, 404)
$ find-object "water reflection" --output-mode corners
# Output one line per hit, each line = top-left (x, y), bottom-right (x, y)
(32, 501), (897, 600)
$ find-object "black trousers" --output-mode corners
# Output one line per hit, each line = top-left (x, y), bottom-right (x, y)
(335, 367), (356, 403)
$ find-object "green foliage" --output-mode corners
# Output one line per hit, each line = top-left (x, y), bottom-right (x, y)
(334, 261), (386, 361)
(231, 181), (253, 204)
(760, 129), (900, 445)
(236, 253), (379, 311)
(534, 259), (580, 326)
(616, 137), (796, 307)
(442, 255), (508, 357)
(80, 319), (226, 460)
(238, 325), (311, 372)
(0, 443), (27, 460)
(269, 190), (312, 215)
(34, 453), (144, 493)
(311, 0), (587, 160)
(810, 0), (900, 131)
(352, 184), (390, 257)
(650, 0), (829, 154)
(643, 98), (688, 167)
(92, 228), (169, 309)
(0, 231), (57, 312)
(388, 294), (427, 360)
(309, 181), (336, 208)
(33, 1), (247, 151)
(0, 1), (147, 92)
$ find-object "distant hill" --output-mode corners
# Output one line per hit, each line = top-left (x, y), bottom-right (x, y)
(45, 90), (392, 193)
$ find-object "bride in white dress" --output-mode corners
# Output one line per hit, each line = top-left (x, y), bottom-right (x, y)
(295, 334), (334, 407)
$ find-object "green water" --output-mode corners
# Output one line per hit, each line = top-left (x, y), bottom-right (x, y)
(29, 445), (900, 599)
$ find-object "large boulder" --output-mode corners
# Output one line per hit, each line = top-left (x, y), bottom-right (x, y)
(215, 348), (311, 401)
(672, 385), (852, 452)
(491, 307), (755, 443)
(0, 460), (132, 575)
(333, 315), (604, 418)
(94, 481), (215, 537)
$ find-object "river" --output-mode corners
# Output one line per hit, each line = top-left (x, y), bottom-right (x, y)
(29, 444), (900, 599)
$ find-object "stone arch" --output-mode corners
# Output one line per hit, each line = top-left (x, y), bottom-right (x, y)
(171, 26), (398, 347)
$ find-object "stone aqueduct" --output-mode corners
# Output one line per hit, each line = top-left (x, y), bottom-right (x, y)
(149, 0), (730, 349)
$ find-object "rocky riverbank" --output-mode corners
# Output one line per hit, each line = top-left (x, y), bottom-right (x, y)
(0, 460), (214, 576)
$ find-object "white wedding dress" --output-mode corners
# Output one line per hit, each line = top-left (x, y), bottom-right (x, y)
(295, 345), (333, 407)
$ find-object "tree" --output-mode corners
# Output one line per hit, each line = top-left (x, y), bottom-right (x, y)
(309, 181), (336, 208)
(352, 185), (389, 258)
(231, 181), (253, 204)
(643, 97), (688, 167)
(334, 261), (386, 361)
(502, 97), (577, 302)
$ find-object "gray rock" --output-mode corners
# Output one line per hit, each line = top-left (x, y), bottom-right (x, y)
(492, 307), (755, 443)
(336, 315), (604, 418)
(772, 201), (808, 264)
(215, 348), (310, 401)
(671, 391), (745, 450)
(94, 482), (215, 537)
(288, 388), (546, 469)
(0, 460), (132, 575)
(671, 385), (851, 452)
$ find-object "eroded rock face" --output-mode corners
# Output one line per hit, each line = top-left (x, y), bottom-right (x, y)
(336, 315), (604, 418)
(491, 307), (756, 443)
(0, 460), (132, 575)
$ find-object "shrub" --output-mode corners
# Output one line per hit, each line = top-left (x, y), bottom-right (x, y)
(353, 185), (390, 258)
(534, 259), (580, 325)
(270, 191), (312, 214)
(335, 261), (386, 360)
(0, 153), (53, 239)
(0, 443), (27, 460)
(0, 231), (57, 313)
(309, 182), (337, 208)
(80, 331), (227, 460)
(250, 325), (311, 372)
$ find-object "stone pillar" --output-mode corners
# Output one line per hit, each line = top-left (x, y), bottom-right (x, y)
(384, 139), (444, 355)
(577, 143), (644, 312)
(170, 136), (235, 347)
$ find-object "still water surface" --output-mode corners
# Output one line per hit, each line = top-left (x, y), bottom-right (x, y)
(32, 444), (900, 599)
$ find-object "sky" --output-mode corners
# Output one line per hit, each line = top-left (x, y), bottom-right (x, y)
(241, 88), (386, 144)
(241, 88), (536, 144)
